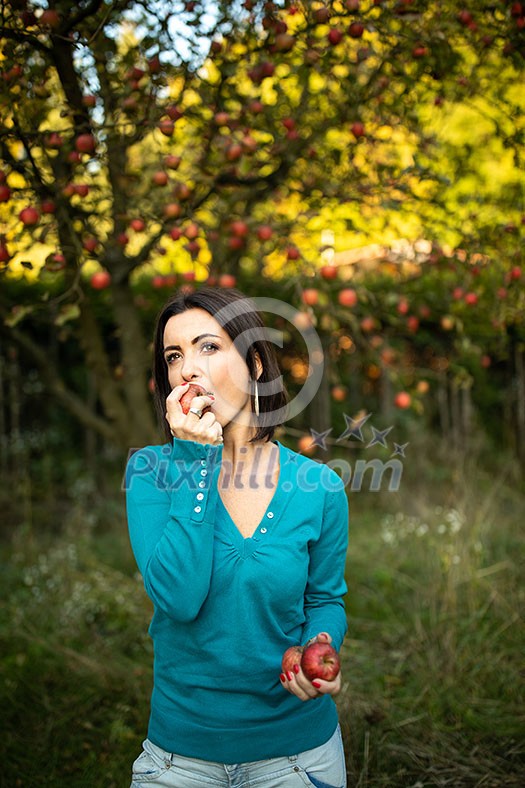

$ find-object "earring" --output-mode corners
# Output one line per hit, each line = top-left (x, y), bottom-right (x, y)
(254, 378), (260, 416)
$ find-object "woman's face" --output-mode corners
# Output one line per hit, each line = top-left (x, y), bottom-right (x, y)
(163, 308), (260, 429)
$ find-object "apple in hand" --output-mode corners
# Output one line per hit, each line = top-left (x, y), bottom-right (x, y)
(281, 645), (304, 674)
(300, 642), (340, 682)
(180, 384), (213, 415)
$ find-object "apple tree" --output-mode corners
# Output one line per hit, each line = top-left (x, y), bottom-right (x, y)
(0, 0), (524, 453)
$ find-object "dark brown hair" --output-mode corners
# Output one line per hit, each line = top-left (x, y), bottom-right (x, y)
(152, 286), (289, 443)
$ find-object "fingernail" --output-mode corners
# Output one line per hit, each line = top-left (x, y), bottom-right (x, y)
(280, 673), (286, 682)
(293, 664), (300, 674)
(286, 671), (293, 681)
(312, 681), (321, 689)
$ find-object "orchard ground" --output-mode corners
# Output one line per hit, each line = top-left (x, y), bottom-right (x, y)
(1, 426), (523, 787)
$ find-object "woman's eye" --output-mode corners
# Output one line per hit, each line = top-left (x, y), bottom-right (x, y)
(165, 352), (180, 364)
(165, 344), (218, 365)
(202, 342), (219, 353)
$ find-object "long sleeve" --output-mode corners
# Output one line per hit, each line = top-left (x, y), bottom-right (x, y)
(301, 479), (349, 650)
(125, 438), (223, 623)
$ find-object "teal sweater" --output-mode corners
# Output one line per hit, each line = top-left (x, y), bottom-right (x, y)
(125, 437), (349, 763)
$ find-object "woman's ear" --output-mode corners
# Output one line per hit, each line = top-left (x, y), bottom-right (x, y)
(254, 351), (263, 381)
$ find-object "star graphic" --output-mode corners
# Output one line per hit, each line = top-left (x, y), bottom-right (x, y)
(391, 442), (409, 458)
(367, 425), (394, 448)
(285, 452), (299, 465)
(337, 412), (372, 442)
(309, 428), (332, 451)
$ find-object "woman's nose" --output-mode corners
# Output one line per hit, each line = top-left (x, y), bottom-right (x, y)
(180, 353), (200, 381)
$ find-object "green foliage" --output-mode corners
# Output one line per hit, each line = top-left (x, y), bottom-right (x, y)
(1, 433), (523, 786)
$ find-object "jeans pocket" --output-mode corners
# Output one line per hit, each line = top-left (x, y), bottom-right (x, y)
(295, 725), (346, 788)
(131, 741), (170, 783)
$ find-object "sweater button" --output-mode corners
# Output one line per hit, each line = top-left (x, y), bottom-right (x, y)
(196, 492), (204, 501)
(200, 469), (208, 477)
(267, 511), (274, 518)
(194, 506), (202, 513)
(260, 527), (267, 534)
(200, 460), (207, 466)
(198, 480), (206, 488)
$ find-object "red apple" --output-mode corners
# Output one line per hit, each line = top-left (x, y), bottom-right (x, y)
(75, 133), (96, 154)
(164, 203), (181, 219)
(130, 218), (146, 232)
(331, 385), (347, 402)
(214, 111), (230, 126)
(41, 199), (56, 214)
(360, 316), (376, 332)
(82, 94), (97, 107)
(0, 239), (10, 263)
(166, 104), (183, 121)
(281, 645), (304, 674)
(301, 288), (319, 306)
(286, 246), (300, 260)
(257, 225), (273, 241)
(219, 273), (236, 288)
(152, 171), (169, 186)
(228, 236), (244, 250)
(83, 236), (98, 253)
(90, 271), (111, 289)
(185, 223), (199, 240)
(406, 315), (419, 332)
(74, 184), (90, 197)
(180, 383), (212, 415)
(158, 118), (175, 136)
(327, 28), (343, 45)
(19, 206), (40, 225)
(464, 292), (478, 306)
(275, 33), (295, 52)
(0, 185), (12, 202)
(169, 227), (182, 240)
(230, 220), (249, 237)
(40, 9), (60, 28)
(394, 391), (411, 409)
(338, 288), (358, 307)
(226, 143), (243, 161)
(351, 121), (365, 138)
(397, 298), (409, 315)
(298, 435), (316, 455)
(320, 265), (338, 280)
(300, 642), (340, 682)
(314, 7), (331, 23)
(46, 132), (64, 148)
(164, 155), (181, 170)
(348, 22), (364, 38)
(510, 266), (522, 280)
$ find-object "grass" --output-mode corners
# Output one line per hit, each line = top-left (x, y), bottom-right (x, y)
(1, 430), (524, 787)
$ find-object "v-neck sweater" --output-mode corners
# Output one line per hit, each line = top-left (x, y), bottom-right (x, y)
(125, 436), (349, 764)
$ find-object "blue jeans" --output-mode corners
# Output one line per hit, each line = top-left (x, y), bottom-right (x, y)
(130, 724), (346, 788)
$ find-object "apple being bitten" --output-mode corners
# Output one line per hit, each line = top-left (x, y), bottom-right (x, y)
(180, 383), (213, 415)
(281, 645), (304, 674)
(300, 642), (340, 682)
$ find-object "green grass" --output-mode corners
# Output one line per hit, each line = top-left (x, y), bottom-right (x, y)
(1, 433), (524, 787)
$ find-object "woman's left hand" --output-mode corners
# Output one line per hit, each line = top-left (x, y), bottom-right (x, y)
(279, 632), (342, 702)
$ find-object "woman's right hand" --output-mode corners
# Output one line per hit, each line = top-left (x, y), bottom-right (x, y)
(166, 383), (223, 446)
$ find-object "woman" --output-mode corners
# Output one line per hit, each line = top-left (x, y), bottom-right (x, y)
(125, 286), (349, 787)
